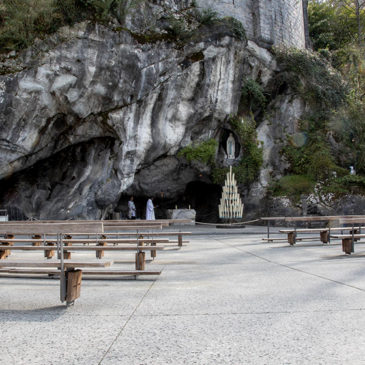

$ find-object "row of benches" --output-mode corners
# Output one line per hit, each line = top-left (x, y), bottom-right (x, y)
(261, 216), (365, 254)
(0, 220), (191, 305)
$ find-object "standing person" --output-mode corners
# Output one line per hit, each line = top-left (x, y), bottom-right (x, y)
(128, 196), (136, 220)
(146, 197), (155, 220)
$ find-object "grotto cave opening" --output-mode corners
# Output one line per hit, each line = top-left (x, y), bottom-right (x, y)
(184, 181), (222, 223)
(116, 181), (222, 222)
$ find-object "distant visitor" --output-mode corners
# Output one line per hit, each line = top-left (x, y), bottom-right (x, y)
(128, 196), (136, 219)
(146, 198), (155, 220)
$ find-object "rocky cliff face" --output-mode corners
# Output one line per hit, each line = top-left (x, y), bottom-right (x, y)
(0, 11), (304, 219)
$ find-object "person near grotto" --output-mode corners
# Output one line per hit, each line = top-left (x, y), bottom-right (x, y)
(146, 197), (155, 220)
(128, 196), (136, 220)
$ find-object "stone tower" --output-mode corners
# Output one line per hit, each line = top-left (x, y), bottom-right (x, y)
(195, 0), (307, 48)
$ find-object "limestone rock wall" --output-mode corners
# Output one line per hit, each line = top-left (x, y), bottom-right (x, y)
(0, 23), (248, 219)
(0, 5), (307, 219)
(194, 0), (306, 48)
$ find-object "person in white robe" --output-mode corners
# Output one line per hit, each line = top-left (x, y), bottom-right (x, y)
(128, 196), (136, 219)
(146, 198), (155, 220)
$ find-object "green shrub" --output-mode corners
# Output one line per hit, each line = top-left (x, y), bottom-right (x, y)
(212, 117), (263, 186)
(166, 15), (191, 40)
(55, 0), (83, 25)
(240, 79), (267, 113)
(231, 117), (263, 185)
(225, 16), (245, 41)
(322, 175), (365, 196)
(178, 139), (218, 165)
(282, 132), (347, 181)
(0, 0), (132, 53)
(81, 0), (115, 21)
(0, 0), (60, 52)
(271, 175), (315, 199)
(274, 47), (348, 110)
(194, 8), (218, 25)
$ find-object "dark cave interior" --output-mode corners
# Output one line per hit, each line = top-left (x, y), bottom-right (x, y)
(117, 181), (222, 222)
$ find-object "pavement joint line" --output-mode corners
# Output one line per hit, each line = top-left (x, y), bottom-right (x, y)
(97, 267), (164, 365)
(0, 312), (126, 317)
(132, 308), (365, 317)
(211, 236), (365, 294)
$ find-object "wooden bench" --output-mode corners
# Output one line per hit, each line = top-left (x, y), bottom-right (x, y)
(0, 244), (166, 270)
(0, 268), (162, 276)
(330, 234), (365, 254)
(0, 259), (112, 305)
(261, 215), (365, 242)
(27, 231), (192, 247)
(278, 227), (361, 245)
(0, 223), (103, 259)
(0, 221), (189, 305)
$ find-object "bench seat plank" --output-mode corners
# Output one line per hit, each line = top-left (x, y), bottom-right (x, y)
(279, 229), (328, 233)
(331, 234), (365, 239)
(0, 260), (112, 268)
(0, 223), (104, 234)
(0, 245), (165, 251)
(0, 268), (161, 275)
(0, 238), (170, 244)
(279, 227), (361, 234)
(50, 232), (192, 236)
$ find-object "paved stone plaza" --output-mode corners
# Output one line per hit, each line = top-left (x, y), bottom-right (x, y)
(1, 226), (365, 364)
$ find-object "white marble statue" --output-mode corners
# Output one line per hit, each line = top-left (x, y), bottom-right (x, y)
(146, 198), (155, 220)
(350, 166), (356, 175)
(226, 133), (235, 159)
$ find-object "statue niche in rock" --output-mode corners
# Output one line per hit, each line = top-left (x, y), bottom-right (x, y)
(226, 133), (236, 160)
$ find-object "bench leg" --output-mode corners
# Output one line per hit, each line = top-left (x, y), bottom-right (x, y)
(349, 230), (360, 241)
(66, 269), (82, 305)
(178, 234), (183, 247)
(320, 231), (329, 244)
(136, 251), (145, 270)
(45, 242), (55, 259)
(151, 242), (156, 259)
(0, 234), (14, 259)
(32, 234), (41, 246)
(288, 232), (296, 245)
(64, 235), (72, 260)
(96, 239), (106, 259)
(342, 238), (353, 254)
(0, 244), (8, 260)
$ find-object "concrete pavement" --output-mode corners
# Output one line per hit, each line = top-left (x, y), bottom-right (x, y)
(1, 226), (365, 364)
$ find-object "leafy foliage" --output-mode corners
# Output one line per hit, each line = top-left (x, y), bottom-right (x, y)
(178, 139), (218, 166)
(329, 100), (365, 173)
(282, 131), (347, 181)
(271, 175), (315, 200)
(308, 0), (360, 50)
(321, 174), (365, 196)
(0, 0), (62, 52)
(275, 47), (348, 110)
(212, 117), (263, 186)
(225, 16), (246, 40)
(240, 79), (267, 114)
(194, 8), (218, 25)
(0, 0), (137, 53)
